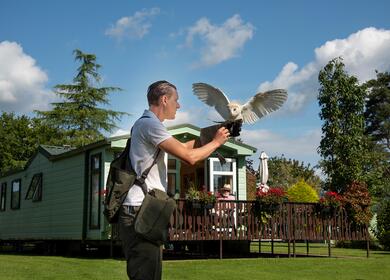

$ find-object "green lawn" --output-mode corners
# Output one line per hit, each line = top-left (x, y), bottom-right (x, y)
(250, 241), (372, 258)
(1, 248), (389, 280)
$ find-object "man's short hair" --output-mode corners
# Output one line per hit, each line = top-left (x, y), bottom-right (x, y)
(147, 80), (177, 106)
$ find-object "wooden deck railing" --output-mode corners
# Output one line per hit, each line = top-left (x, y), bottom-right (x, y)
(168, 200), (368, 242)
(111, 200), (368, 242)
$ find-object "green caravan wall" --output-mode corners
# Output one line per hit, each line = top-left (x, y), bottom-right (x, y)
(0, 152), (85, 240)
(237, 157), (247, 200)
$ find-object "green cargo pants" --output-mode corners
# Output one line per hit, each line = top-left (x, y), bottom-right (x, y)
(119, 205), (162, 280)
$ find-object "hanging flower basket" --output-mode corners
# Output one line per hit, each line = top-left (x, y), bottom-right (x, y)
(185, 199), (203, 216)
(316, 191), (343, 219)
(316, 205), (339, 218)
(203, 203), (215, 210)
(254, 187), (287, 223)
(191, 200), (203, 209)
(185, 185), (216, 215)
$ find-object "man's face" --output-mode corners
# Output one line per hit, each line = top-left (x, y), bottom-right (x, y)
(165, 89), (180, 120)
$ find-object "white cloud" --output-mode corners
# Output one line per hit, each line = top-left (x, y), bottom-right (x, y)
(183, 14), (254, 67)
(240, 128), (321, 168)
(105, 7), (160, 40)
(110, 111), (197, 137)
(0, 41), (53, 112)
(164, 111), (192, 127)
(259, 27), (390, 112)
(110, 128), (129, 137)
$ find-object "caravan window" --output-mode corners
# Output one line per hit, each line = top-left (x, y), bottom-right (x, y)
(11, 179), (21, 210)
(0, 182), (6, 211)
(89, 153), (102, 229)
(25, 173), (43, 202)
(209, 158), (237, 197)
(167, 158), (178, 196)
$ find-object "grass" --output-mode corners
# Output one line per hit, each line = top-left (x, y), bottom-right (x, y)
(0, 247), (389, 280)
(250, 241), (372, 258)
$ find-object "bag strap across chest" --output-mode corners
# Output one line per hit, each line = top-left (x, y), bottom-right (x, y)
(130, 116), (161, 195)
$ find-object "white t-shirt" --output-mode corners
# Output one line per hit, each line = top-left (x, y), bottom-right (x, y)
(122, 110), (172, 206)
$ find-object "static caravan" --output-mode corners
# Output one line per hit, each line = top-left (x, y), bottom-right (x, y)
(0, 123), (256, 253)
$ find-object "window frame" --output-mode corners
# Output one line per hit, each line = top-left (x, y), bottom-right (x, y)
(11, 179), (21, 210)
(25, 173), (43, 202)
(0, 182), (6, 211)
(89, 153), (102, 229)
(208, 157), (237, 196)
(167, 156), (178, 196)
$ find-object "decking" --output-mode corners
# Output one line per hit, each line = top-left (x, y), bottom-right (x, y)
(111, 200), (369, 258)
(168, 200), (368, 242)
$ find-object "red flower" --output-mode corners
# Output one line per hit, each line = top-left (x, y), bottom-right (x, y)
(256, 187), (287, 204)
(319, 191), (342, 207)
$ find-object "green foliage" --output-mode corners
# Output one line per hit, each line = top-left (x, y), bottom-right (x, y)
(287, 179), (319, 203)
(319, 191), (343, 208)
(267, 155), (322, 191)
(255, 187), (287, 223)
(343, 181), (372, 226)
(363, 71), (390, 209)
(185, 184), (216, 205)
(364, 71), (390, 150)
(318, 57), (366, 193)
(35, 49), (127, 147)
(362, 138), (390, 200)
(375, 198), (390, 250)
(0, 112), (58, 175)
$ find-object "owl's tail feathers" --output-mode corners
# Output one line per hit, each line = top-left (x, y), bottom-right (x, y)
(216, 152), (227, 165)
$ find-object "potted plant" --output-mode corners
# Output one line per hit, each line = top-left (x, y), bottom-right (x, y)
(186, 185), (202, 209)
(199, 189), (217, 209)
(316, 191), (343, 218)
(254, 187), (287, 223)
(185, 185), (217, 214)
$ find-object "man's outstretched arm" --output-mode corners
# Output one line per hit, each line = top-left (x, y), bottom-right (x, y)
(159, 127), (229, 165)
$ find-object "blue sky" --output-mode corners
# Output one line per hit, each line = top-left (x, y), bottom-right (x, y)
(1, 0), (390, 171)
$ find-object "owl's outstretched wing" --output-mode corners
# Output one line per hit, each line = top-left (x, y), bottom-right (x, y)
(241, 89), (287, 124)
(192, 83), (231, 120)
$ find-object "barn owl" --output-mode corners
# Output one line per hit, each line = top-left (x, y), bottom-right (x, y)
(192, 83), (288, 124)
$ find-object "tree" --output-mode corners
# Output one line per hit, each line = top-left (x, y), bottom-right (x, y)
(364, 71), (390, 150)
(0, 112), (58, 175)
(36, 49), (126, 147)
(287, 179), (319, 203)
(267, 155), (322, 191)
(375, 198), (390, 250)
(245, 158), (256, 174)
(318, 58), (366, 193)
(363, 71), (390, 210)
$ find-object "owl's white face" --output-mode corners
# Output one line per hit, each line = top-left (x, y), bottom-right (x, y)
(227, 103), (242, 120)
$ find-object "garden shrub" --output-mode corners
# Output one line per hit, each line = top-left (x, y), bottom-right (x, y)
(375, 199), (390, 250)
(287, 179), (319, 203)
(343, 181), (372, 226)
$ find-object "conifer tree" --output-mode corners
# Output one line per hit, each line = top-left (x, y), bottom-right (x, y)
(36, 49), (126, 147)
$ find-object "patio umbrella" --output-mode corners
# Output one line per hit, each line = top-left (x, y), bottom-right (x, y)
(258, 151), (269, 192)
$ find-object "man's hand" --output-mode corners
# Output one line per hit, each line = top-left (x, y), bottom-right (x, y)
(213, 126), (230, 146)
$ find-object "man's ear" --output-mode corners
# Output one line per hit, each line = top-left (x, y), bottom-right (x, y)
(160, 95), (168, 105)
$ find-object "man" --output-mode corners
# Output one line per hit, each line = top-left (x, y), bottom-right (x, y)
(119, 80), (230, 280)
(217, 184), (235, 201)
